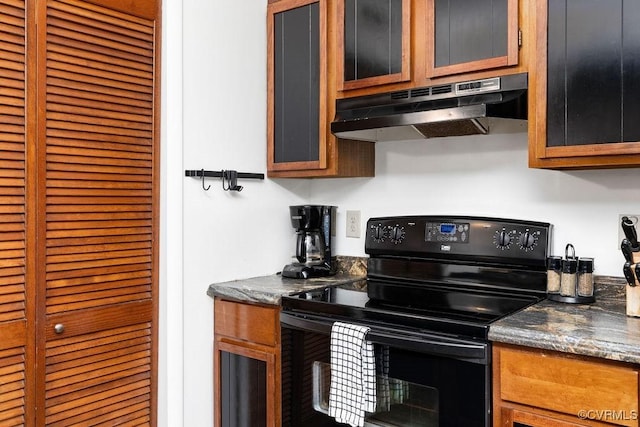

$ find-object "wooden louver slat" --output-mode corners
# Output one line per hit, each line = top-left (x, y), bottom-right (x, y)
(44, 0), (155, 312)
(42, 0), (157, 423)
(45, 323), (152, 425)
(0, 1), (27, 423)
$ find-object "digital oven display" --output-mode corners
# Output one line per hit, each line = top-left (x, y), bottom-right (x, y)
(425, 222), (469, 243)
(439, 223), (456, 235)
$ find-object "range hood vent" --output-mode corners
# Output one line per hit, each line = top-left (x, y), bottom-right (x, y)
(331, 73), (527, 142)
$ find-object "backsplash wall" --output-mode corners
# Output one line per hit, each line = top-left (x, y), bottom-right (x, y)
(303, 121), (640, 277)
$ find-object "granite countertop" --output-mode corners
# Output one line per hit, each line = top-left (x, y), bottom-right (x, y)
(207, 272), (366, 305)
(489, 277), (640, 364)
(206, 256), (367, 305)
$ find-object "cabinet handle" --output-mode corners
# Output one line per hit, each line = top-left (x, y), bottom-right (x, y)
(54, 324), (65, 334)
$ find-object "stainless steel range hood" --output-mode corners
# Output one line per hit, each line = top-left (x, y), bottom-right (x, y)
(331, 73), (527, 142)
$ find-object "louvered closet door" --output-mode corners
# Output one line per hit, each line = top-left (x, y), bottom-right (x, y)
(36, 0), (160, 425)
(0, 0), (34, 425)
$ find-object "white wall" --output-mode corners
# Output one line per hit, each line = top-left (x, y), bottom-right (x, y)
(310, 121), (640, 277)
(164, 0), (312, 425)
(161, 0), (640, 425)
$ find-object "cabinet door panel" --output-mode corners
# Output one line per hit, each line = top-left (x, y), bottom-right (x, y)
(623, 0), (640, 141)
(429, 0), (518, 77)
(0, 0), (32, 424)
(36, 0), (159, 424)
(434, 0), (508, 67)
(45, 319), (152, 425)
(273, 2), (321, 165)
(544, 0), (640, 151)
(341, 0), (409, 90)
(42, 0), (155, 314)
(564, 0), (620, 146)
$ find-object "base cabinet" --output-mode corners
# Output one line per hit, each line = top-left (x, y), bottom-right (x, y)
(493, 343), (640, 427)
(213, 298), (281, 427)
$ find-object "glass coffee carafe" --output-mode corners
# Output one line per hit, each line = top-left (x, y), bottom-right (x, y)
(282, 205), (336, 279)
(296, 231), (327, 265)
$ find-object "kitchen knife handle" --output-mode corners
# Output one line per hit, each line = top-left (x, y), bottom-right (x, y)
(624, 262), (636, 287)
(621, 216), (639, 249)
(622, 239), (634, 262)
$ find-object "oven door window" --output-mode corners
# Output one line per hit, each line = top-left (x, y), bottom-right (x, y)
(281, 327), (489, 427)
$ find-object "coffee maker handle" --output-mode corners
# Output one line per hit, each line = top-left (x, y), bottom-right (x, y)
(296, 233), (306, 264)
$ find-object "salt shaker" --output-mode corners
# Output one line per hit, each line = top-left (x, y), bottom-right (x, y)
(560, 258), (578, 297)
(546, 256), (562, 294)
(577, 258), (594, 297)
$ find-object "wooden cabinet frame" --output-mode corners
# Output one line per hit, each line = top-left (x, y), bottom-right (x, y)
(336, 0), (412, 91)
(528, 0), (640, 169)
(267, 0), (375, 178)
(425, 0), (519, 78)
(213, 298), (282, 427)
(267, 0), (328, 173)
(493, 343), (640, 427)
(213, 339), (279, 427)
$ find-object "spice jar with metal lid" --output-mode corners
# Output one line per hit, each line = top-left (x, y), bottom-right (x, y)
(577, 258), (594, 297)
(560, 258), (578, 297)
(546, 256), (562, 294)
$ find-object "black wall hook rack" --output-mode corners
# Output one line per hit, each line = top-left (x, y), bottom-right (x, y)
(185, 169), (265, 192)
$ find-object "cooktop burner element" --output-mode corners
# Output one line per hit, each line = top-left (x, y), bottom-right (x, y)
(281, 216), (552, 340)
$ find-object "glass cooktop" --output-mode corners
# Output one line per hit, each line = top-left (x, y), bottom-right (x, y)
(281, 282), (542, 340)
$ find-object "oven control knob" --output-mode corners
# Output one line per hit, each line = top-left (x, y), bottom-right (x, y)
(370, 224), (385, 242)
(494, 229), (513, 249)
(390, 225), (405, 244)
(518, 230), (539, 251)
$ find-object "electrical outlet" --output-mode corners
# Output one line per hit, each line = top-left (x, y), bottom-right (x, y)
(346, 210), (361, 238)
(618, 214), (640, 248)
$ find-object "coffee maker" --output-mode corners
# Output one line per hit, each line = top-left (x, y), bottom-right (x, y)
(282, 205), (336, 279)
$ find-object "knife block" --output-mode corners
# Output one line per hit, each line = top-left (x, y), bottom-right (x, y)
(626, 262), (640, 317)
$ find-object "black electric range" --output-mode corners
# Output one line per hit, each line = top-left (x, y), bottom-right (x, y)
(280, 216), (552, 427)
(282, 215), (551, 341)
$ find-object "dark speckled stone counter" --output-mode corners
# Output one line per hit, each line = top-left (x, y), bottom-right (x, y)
(489, 277), (640, 364)
(206, 256), (367, 305)
(207, 273), (365, 305)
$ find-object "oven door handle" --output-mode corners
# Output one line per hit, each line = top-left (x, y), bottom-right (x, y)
(281, 312), (488, 364)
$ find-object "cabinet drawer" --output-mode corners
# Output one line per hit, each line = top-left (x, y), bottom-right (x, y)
(499, 346), (639, 425)
(214, 299), (279, 347)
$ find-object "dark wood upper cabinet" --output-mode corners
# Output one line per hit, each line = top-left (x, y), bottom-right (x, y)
(427, 0), (519, 78)
(267, 0), (375, 178)
(268, 0), (325, 171)
(337, 0), (411, 91)
(529, 0), (640, 168)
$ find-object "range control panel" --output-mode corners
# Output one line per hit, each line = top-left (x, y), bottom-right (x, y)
(365, 216), (552, 267)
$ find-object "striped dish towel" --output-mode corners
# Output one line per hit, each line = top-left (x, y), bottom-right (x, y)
(328, 321), (376, 427)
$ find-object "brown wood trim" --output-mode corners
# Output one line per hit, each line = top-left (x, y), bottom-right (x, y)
(337, 0), (411, 91)
(0, 320), (26, 350)
(266, 0), (327, 173)
(528, 0), (548, 164)
(68, 0), (158, 20)
(426, 0), (519, 78)
(317, 0), (328, 170)
(494, 343), (640, 427)
(214, 340), (279, 427)
(506, 0), (519, 65)
(341, 72), (408, 91)
(45, 300), (153, 341)
(544, 142), (640, 158)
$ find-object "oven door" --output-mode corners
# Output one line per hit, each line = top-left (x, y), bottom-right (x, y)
(281, 312), (491, 427)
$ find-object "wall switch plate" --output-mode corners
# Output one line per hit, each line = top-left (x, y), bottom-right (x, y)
(346, 210), (361, 238)
(619, 214), (640, 248)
